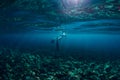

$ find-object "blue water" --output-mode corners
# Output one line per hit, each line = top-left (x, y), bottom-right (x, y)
(0, 31), (120, 56)
(0, 10), (120, 56)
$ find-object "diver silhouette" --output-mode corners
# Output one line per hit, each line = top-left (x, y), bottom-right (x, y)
(51, 32), (66, 52)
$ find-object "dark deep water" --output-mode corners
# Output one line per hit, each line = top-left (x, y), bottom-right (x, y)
(1, 0), (120, 80)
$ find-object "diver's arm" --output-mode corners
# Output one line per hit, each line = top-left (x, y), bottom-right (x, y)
(57, 36), (62, 40)
(57, 32), (66, 40)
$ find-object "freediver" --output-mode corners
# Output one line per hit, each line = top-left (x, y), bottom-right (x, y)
(51, 32), (66, 51)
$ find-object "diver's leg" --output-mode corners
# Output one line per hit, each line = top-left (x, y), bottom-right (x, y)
(56, 40), (59, 51)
